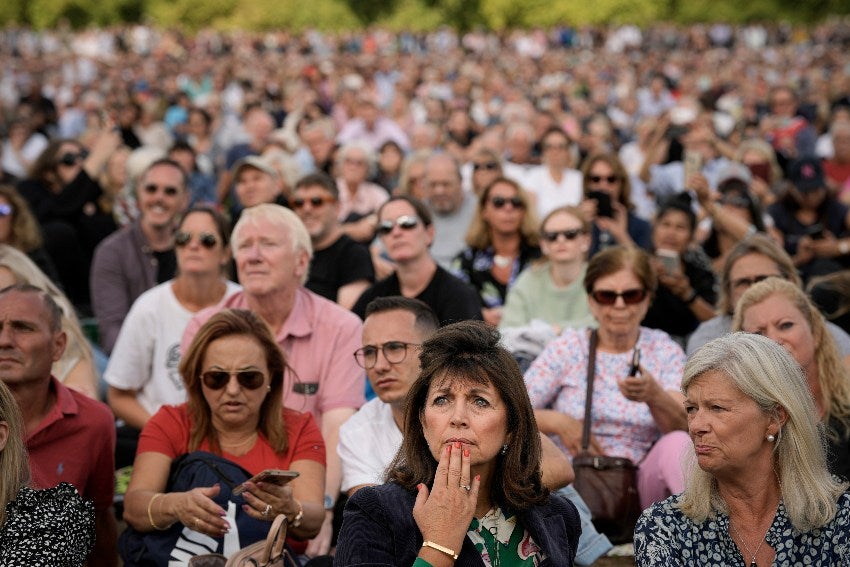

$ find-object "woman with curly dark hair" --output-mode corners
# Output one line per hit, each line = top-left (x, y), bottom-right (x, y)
(336, 320), (581, 566)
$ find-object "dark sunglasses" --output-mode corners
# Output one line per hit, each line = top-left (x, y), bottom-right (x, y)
(201, 370), (266, 390)
(589, 175), (619, 184)
(473, 161), (500, 171)
(490, 196), (524, 209)
(731, 274), (780, 291)
(719, 195), (751, 208)
(57, 149), (89, 167)
(543, 143), (570, 150)
(143, 183), (180, 197)
(590, 288), (647, 306)
(376, 215), (419, 236)
(291, 195), (336, 210)
(541, 228), (585, 242)
(0, 204), (13, 217)
(175, 231), (218, 249)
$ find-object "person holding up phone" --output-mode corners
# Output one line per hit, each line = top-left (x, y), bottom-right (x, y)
(525, 246), (689, 510)
(642, 193), (717, 344)
(578, 152), (652, 258)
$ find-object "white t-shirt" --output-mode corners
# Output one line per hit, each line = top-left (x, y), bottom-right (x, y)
(338, 398), (403, 492)
(104, 279), (241, 416)
(523, 165), (583, 220)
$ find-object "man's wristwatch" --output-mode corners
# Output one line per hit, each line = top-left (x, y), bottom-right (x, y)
(323, 494), (335, 510)
(839, 240), (850, 256)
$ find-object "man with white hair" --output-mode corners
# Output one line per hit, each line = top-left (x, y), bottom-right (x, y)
(182, 204), (364, 556)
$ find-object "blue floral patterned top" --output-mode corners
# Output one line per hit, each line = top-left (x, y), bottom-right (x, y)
(634, 492), (850, 566)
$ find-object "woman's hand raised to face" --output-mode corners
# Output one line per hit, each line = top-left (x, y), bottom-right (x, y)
(413, 441), (481, 554)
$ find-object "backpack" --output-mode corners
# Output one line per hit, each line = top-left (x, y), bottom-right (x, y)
(119, 451), (275, 566)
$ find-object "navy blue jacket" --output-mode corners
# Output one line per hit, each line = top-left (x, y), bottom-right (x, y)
(334, 482), (581, 566)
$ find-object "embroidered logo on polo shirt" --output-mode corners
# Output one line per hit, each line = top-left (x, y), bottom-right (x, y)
(293, 383), (319, 395)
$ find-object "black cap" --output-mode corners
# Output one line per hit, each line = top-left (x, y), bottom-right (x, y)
(788, 156), (825, 192)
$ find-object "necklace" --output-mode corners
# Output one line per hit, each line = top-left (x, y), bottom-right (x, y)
(729, 519), (767, 567)
(219, 431), (258, 450)
(493, 254), (513, 268)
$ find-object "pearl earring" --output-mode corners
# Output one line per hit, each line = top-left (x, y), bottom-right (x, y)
(501, 444), (508, 455)
(767, 434), (776, 442)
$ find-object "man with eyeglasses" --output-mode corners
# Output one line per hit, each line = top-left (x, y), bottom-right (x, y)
(292, 173), (374, 309)
(91, 158), (189, 354)
(182, 203), (364, 558)
(340, 296), (614, 565)
(339, 296), (438, 496)
(422, 153), (476, 268)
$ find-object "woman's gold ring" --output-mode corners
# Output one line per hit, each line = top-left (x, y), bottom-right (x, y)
(262, 504), (272, 517)
(194, 517), (201, 528)
(459, 484), (471, 492)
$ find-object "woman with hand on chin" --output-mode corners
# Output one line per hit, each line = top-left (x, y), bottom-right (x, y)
(635, 333), (850, 566)
(335, 320), (581, 566)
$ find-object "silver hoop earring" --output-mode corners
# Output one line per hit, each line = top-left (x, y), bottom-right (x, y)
(501, 444), (508, 455)
(767, 434), (776, 442)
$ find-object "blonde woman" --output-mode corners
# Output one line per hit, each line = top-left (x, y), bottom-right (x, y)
(0, 244), (98, 398)
(0, 380), (94, 564)
(733, 277), (850, 480)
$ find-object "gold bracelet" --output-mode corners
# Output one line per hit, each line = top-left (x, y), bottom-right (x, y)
(147, 493), (170, 531)
(422, 540), (458, 560)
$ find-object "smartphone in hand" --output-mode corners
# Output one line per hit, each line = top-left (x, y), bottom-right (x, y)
(628, 348), (641, 377)
(232, 469), (299, 496)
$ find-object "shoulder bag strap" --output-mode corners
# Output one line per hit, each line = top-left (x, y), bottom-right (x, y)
(581, 329), (598, 452)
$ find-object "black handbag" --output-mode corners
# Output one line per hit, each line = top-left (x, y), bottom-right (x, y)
(571, 329), (642, 544)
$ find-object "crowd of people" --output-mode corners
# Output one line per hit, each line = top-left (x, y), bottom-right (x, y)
(0, 21), (849, 565)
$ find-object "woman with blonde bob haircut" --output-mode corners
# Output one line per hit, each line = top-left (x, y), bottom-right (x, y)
(635, 333), (850, 566)
(733, 277), (850, 479)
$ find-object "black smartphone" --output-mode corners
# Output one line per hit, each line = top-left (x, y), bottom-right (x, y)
(806, 223), (826, 240)
(232, 469), (299, 496)
(629, 348), (641, 377)
(588, 190), (613, 218)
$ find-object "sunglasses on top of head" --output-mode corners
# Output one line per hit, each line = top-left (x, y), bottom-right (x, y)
(201, 370), (266, 390)
(0, 204), (13, 217)
(175, 231), (218, 249)
(376, 215), (419, 236)
(590, 288), (647, 306)
(541, 228), (585, 242)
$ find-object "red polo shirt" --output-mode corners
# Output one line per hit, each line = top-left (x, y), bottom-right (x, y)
(26, 377), (116, 511)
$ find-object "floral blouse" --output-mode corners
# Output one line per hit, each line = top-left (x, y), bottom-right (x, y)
(524, 326), (685, 463)
(450, 244), (541, 309)
(0, 483), (95, 566)
(635, 492), (850, 566)
(468, 508), (547, 567)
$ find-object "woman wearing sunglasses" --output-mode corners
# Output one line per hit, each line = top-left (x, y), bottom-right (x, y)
(352, 195), (482, 326)
(500, 206), (594, 333)
(578, 152), (652, 258)
(104, 206), (239, 460)
(525, 246), (689, 511)
(17, 128), (122, 310)
(122, 309), (325, 560)
(449, 178), (540, 327)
